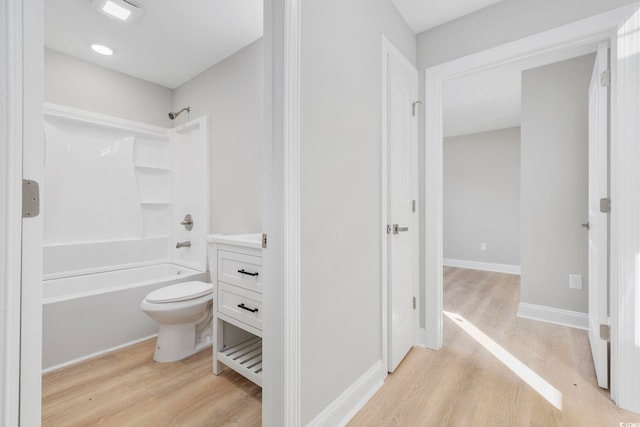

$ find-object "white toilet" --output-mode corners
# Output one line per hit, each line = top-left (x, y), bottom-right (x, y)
(140, 281), (214, 362)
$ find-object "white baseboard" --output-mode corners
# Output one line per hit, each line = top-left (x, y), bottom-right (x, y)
(306, 361), (384, 427)
(517, 302), (588, 330)
(444, 258), (521, 275)
(42, 334), (157, 374)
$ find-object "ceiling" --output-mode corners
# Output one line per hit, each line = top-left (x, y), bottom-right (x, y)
(45, 0), (263, 89)
(392, 0), (506, 34)
(443, 44), (599, 138)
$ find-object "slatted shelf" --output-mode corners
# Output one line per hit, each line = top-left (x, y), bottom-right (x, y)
(218, 337), (262, 386)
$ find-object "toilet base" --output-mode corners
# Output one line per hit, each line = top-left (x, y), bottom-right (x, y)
(154, 323), (198, 362)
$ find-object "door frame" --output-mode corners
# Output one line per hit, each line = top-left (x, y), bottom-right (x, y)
(1, 0), (27, 424)
(6, 0), (304, 425)
(2, 0), (43, 424)
(423, 3), (640, 413)
(262, 0), (302, 425)
(381, 36), (420, 375)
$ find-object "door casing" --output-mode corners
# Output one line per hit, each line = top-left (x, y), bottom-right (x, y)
(423, 3), (640, 413)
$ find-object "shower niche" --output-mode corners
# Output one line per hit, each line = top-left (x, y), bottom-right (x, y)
(43, 103), (210, 278)
(134, 138), (172, 238)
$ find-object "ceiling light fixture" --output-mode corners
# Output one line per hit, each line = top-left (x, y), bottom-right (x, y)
(91, 43), (114, 56)
(102, 1), (131, 21)
(91, 0), (143, 23)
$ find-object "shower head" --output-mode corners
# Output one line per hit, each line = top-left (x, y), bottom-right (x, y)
(168, 107), (190, 120)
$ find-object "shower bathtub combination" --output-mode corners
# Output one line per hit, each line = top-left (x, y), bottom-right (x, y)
(42, 104), (210, 372)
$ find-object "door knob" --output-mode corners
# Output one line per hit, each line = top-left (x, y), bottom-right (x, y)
(393, 224), (409, 234)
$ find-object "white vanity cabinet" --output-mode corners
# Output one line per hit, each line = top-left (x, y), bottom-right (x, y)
(206, 234), (263, 386)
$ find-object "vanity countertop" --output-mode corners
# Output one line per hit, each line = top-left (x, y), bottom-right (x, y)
(205, 233), (262, 249)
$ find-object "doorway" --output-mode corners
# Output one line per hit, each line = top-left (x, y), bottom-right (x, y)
(423, 4), (640, 413)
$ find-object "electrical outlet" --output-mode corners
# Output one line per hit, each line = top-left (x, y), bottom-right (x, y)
(569, 274), (583, 290)
(480, 243), (487, 251)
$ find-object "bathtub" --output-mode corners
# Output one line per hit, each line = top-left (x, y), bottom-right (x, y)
(42, 263), (210, 372)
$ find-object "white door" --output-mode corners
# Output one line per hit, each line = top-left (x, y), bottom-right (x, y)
(386, 47), (418, 373)
(588, 42), (609, 389)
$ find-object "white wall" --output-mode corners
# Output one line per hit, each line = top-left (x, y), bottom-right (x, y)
(44, 49), (173, 128)
(299, 0), (415, 423)
(415, 0), (632, 327)
(444, 127), (520, 266)
(520, 54), (595, 313)
(173, 39), (263, 235)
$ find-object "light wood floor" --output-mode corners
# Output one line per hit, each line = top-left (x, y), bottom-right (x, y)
(42, 341), (261, 426)
(350, 267), (640, 427)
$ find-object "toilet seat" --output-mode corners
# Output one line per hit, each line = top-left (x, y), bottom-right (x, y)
(146, 281), (213, 303)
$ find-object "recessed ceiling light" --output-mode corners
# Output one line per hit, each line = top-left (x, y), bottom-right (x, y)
(91, 0), (143, 23)
(91, 44), (114, 56)
(102, 1), (131, 21)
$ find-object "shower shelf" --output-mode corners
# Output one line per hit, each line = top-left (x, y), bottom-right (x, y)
(217, 336), (263, 386)
(134, 164), (170, 172)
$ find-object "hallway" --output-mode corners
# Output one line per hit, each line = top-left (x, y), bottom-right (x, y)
(350, 267), (640, 426)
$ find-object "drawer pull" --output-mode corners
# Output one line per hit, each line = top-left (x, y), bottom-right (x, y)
(238, 269), (259, 277)
(238, 303), (259, 313)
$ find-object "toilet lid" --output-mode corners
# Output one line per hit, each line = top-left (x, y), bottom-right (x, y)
(146, 281), (213, 303)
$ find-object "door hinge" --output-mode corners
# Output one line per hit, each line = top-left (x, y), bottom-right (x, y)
(411, 200), (416, 213)
(600, 198), (611, 213)
(412, 101), (422, 117)
(413, 297), (416, 310)
(600, 324), (610, 342)
(262, 233), (268, 249)
(22, 179), (40, 218)
(600, 70), (610, 87)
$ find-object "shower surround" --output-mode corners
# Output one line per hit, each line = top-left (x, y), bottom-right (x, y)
(42, 103), (209, 371)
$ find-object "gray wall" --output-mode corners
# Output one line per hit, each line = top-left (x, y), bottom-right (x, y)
(173, 39), (263, 235)
(416, 0), (635, 69)
(415, 0), (630, 327)
(520, 54), (595, 313)
(44, 49), (173, 127)
(299, 0), (415, 423)
(444, 127), (520, 266)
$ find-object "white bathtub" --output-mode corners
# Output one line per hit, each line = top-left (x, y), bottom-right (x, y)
(42, 263), (210, 372)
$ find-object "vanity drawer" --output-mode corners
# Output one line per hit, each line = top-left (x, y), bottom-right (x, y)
(217, 250), (263, 293)
(218, 283), (263, 331)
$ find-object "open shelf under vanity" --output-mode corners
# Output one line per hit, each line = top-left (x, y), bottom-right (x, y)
(218, 336), (263, 386)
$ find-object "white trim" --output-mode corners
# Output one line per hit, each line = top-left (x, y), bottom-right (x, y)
(283, 0), (302, 427)
(1, 0), (24, 424)
(262, 0), (301, 424)
(424, 3), (639, 384)
(42, 334), (159, 374)
(43, 103), (170, 139)
(517, 303), (589, 330)
(611, 4), (640, 412)
(20, 0), (44, 424)
(306, 361), (384, 427)
(380, 36), (389, 375)
(283, 0), (301, 424)
(443, 258), (521, 275)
